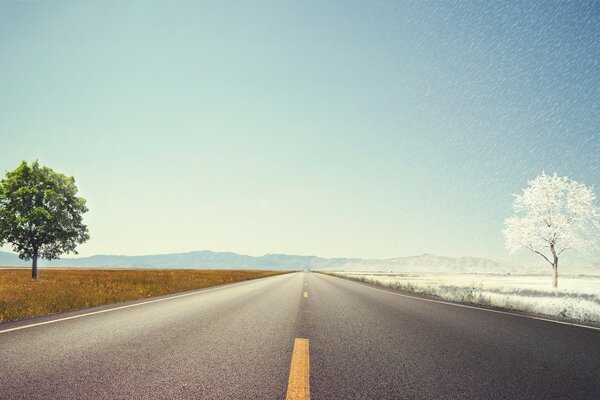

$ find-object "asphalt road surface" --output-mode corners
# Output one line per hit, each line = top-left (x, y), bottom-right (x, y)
(1, 272), (599, 399)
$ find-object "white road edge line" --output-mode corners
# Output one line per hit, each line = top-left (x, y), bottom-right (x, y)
(329, 275), (600, 332)
(0, 274), (289, 334)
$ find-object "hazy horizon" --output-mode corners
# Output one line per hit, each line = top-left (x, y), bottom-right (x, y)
(1, 2), (599, 265)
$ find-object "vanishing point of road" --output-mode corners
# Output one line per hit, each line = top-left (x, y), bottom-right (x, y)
(1, 272), (599, 399)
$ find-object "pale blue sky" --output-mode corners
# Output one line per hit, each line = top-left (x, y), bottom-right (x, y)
(1, 1), (599, 262)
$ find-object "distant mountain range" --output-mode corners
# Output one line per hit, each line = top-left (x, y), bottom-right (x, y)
(0, 251), (30, 267)
(0, 250), (597, 275)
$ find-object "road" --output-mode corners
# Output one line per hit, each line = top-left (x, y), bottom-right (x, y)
(1, 272), (599, 399)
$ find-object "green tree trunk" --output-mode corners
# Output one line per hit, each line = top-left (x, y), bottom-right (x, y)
(32, 250), (38, 280)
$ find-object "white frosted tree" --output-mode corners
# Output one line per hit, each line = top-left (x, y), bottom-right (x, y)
(503, 172), (600, 288)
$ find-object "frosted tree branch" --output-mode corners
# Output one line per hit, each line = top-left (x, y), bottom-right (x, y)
(526, 244), (553, 266)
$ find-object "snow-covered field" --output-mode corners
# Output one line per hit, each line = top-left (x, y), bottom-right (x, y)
(328, 272), (600, 327)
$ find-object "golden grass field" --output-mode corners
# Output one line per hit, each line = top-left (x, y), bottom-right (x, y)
(0, 268), (285, 323)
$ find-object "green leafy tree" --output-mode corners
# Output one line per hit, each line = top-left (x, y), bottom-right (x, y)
(0, 161), (89, 279)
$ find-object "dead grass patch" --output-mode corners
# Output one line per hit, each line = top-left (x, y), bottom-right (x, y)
(0, 268), (286, 322)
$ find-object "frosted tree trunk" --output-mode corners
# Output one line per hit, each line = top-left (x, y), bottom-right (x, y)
(551, 245), (558, 288)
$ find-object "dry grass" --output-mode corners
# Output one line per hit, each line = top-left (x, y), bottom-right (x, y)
(0, 268), (286, 323)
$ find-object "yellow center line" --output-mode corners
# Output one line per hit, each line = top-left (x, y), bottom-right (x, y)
(285, 338), (310, 400)
(303, 291), (308, 298)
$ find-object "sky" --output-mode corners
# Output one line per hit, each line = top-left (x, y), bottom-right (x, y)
(0, 1), (599, 263)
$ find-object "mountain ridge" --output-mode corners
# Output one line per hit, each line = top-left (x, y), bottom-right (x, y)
(0, 250), (597, 275)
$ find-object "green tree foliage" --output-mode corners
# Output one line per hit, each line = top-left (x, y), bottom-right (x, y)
(0, 161), (89, 279)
